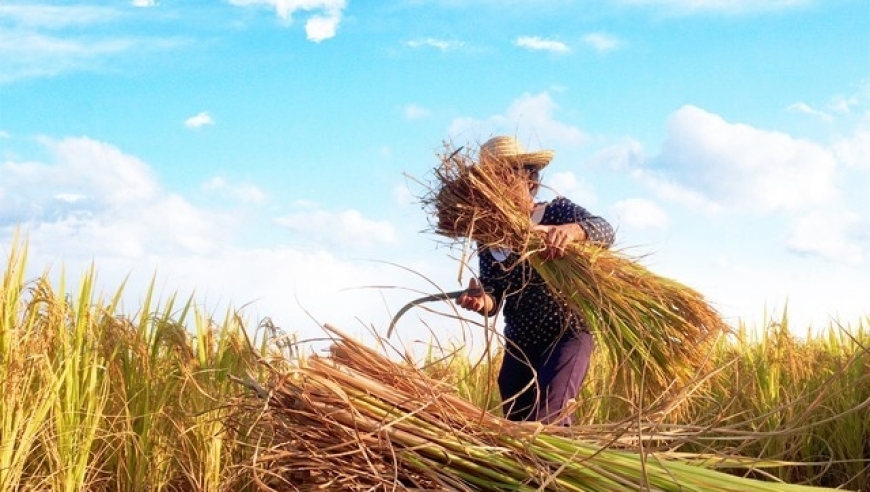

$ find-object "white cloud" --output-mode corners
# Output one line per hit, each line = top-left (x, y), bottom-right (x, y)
(828, 80), (870, 116)
(185, 111), (214, 128)
(42, 136), (158, 203)
(0, 4), (119, 29)
(0, 30), (135, 82)
(542, 171), (598, 205)
(274, 207), (397, 249)
(587, 138), (645, 170)
(787, 210), (863, 264)
(833, 127), (870, 168)
(653, 105), (837, 213)
(0, 137), (226, 258)
(515, 36), (570, 54)
(202, 176), (267, 203)
(0, 130), (9, 139)
(613, 198), (669, 231)
(617, 0), (811, 15)
(393, 183), (415, 207)
(304, 13), (340, 42)
(581, 32), (622, 53)
(0, 4), (183, 82)
(449, 91), (587, 149)
(228, 0), (346, 42)
(632, 168), (723, 213)
(406, 38), (463, 51)
(0, 135), (465, 348)
(403, 103), (430, 120)
(132, 0), (157, 7)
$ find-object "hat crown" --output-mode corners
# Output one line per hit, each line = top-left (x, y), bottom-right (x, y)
(479, 135), (554, 169)
(480, 136), (529, 160)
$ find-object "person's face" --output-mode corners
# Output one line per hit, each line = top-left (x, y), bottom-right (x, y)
(518, 164), (540, 197)
(512, 164), (540, 212)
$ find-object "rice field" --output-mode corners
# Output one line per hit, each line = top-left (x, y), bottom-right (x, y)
(2, 240), (869, 491)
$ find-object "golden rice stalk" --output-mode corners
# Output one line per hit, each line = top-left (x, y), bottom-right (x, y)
(421, 142), (729, 392)
(231, 325), (845, 491)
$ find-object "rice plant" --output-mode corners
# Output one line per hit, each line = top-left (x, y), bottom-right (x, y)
(2, 234), (869, 490)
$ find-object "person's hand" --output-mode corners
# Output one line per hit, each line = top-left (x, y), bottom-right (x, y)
(532, 223), (587, 259)
(456, 278), (494, 315)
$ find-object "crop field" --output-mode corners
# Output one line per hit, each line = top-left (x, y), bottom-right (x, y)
(2, 241), (868, 491)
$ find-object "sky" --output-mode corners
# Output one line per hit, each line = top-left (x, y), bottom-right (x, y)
(1, 0), (868, 353)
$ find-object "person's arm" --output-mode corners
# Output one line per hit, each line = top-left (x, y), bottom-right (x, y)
(532, 197), (615, 258)
(575, 214), (615, 247)
(456, 248), (503, 317)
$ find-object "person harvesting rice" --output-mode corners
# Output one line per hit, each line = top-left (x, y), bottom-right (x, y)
(455, 135), (615, 426)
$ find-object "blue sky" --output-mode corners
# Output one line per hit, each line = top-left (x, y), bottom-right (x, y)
(1, 0), (868, 349)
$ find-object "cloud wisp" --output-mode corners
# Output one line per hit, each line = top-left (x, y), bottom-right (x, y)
(515, 36), (571, 54)
(616, 0), (812, 15)
(581, 32), (623, 53)
(406, 38), (463, 51)
(0, 4), (180, 82)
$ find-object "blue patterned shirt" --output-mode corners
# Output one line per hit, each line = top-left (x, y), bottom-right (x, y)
(478, 197), (615, 352)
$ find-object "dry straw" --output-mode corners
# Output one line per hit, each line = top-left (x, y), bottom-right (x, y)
(421, 141), (730, 393)
(232, 325), (842, 491)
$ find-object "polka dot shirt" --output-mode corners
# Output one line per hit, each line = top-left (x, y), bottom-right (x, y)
(478, 197), (615, 354)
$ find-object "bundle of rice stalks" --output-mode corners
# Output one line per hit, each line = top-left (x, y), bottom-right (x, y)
(231, 325), (844, 491)
(421, 142), (729, 393)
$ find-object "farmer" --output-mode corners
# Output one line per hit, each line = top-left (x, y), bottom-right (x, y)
(456, 135), (615, 426)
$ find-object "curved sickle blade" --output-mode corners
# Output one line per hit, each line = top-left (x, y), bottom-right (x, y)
(386, 289), (475, 338)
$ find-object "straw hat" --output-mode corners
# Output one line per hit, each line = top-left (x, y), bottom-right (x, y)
(479, 136), (554, 170)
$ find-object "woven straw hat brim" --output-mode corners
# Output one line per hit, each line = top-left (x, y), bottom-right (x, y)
(480, 136), (554, 170)
(510, 150), (554, 169)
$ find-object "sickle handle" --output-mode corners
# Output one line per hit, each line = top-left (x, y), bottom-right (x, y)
(386, 288), (485, 337)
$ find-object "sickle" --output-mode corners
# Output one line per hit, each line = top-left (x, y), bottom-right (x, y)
(386, 288), (485, 338)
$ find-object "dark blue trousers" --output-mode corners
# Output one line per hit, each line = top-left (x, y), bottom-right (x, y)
(497, 330), (594, 426)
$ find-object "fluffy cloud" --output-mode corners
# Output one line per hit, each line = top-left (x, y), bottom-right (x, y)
(613, 198), (669, 231)
(587, 138), (645, 170)
(787, 210), (864, 264)
(228, 0), (346, 42)
(0, 135), (436, 344)
(449, 91), (587, 148)
(274, 207), (397, 249)
(653, 105), (837, 213)
(185, 111), (214, 128)
(543, 171), (598, 205)
(0, 137), (221, 258)
(202, 176), (267, 203)
(833, 128), (870, 169)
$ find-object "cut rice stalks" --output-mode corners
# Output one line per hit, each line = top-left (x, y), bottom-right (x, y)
(232, 325), (846, 491)
(420, 141), (730, 393)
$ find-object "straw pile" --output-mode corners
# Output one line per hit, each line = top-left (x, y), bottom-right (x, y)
(422, 142), (730, 393)
(231, 325), (842, 491)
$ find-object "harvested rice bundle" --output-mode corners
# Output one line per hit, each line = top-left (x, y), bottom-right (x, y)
(422, 141), (729, 392)
(233, 325), (843, 492)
